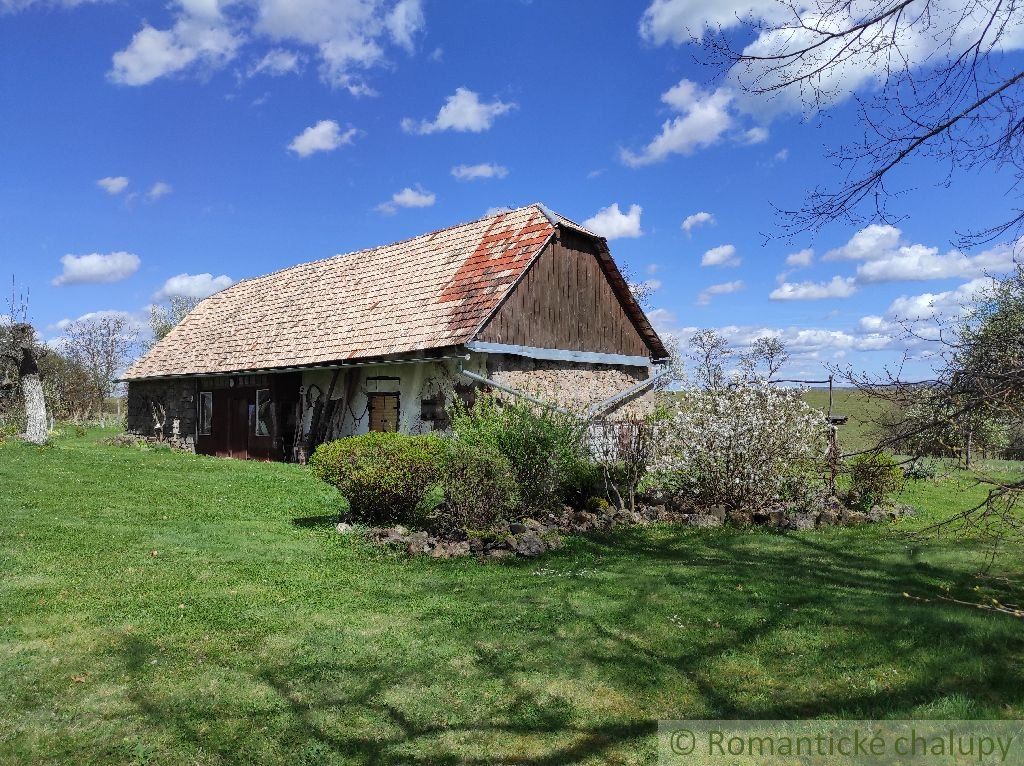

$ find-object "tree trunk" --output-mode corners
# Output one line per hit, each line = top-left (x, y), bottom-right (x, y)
(11, 324), (47, 445)
(21, 372), (47, 444)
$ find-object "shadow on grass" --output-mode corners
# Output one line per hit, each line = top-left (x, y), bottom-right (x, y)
(291, 514), (341, 528)
(111, 528), (1024, 764)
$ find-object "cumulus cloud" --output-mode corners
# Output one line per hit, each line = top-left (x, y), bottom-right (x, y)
(146, 181), (173, 201)
(401, 87), (516, 134)
(621, 79), (734, 166)
(451, 163), (508, 181)
(97, 176), (129, 195)
(785, 248), (814, 268)
(701, 244), (739, 267)
(52, 252), (141, 286)
(770, 275), (857, 300)
(639, 1), (1024, 125)
(885, 278), (994, 322)
(697, 279), (744, 305)
(823, 224), (1021, 283)
(376, 185), (435, 214)
(638, 0), (787, 44)
(582, 203), (643, 240)
(287, 119), (357, 157)
(681, 210), (714, 235)
(105, 0), (425, 94)
(109, 11), (241, 86)
(154, 272), (234, 300)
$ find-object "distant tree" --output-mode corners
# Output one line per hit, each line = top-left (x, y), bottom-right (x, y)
(687, 329), (732, 389)
(740, 337), (790, 381)
(846, 265), (1024, 542)
(0, 280), (47, 444)
(63, 315), (139, 415)
(148, 295), (199, 345)
(707, 0), (1024, 244)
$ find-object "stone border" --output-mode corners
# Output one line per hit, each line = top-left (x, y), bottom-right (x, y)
(337, 496), (916, 560)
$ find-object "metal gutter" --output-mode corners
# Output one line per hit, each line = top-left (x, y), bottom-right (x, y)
(465, 341), (651, 368)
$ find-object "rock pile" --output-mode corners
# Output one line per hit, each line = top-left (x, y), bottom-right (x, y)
(343, 495), (915, 561)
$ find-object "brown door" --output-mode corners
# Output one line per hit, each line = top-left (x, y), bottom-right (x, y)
(228, 391), (250, 459)
(368, 393), (399, 432)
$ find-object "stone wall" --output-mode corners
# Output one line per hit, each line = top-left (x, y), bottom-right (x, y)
(485, 355), (655, 416)
(126, 379), (197, 451)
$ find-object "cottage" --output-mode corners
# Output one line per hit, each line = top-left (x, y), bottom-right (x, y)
(123, 204), (669, 461)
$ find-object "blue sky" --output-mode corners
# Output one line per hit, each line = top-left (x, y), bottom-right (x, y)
(2, 0), (1022, 378)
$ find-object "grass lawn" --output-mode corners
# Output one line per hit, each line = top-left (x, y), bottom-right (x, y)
(1, 429), (1023, 765)
(802, 387), (895, 454)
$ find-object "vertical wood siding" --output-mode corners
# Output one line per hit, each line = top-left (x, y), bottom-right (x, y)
(476, 236), (652, 357)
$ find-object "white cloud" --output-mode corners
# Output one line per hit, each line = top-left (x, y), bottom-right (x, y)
(885, 278), (993, 321)
(823, 224), (1021, 283)
(773, 147), (789, 162)
(770, 275), (857, 300)
(638, 0), (787, 44)
(106, 0), (425, 94)
(697, 279), (744, 305)
(154, 272), (234, 300)
(146, 181), (173, 201)
(640, 1), (1024, 126)
(52, 252), (141, 286)
(451, 163), (508, 181)
(97, 176), (129, 195)
(109, 12), (241, 86)
(287, 119), (357, 157)
(646, 307), (677, 333)
(743, 126), (769, 144)
(249, 47), (302, 76)
(484, 206), (512, 217)
(681, 210), (714, 235)
(401, 87), (516, 134)
(385, 0), (423, 52)
(376, 185), (435, 214)
(50, 309), (151, 348)
(701, 244), (739, 267)
(785, 248), (814, 268)
(582, 203), (643, 240)
(621, 79), (733, 166)
(824, 224), (902, 261)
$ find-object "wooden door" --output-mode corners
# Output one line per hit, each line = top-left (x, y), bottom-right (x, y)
(368, 393), (399, 432)
(228, 391), (250, 459)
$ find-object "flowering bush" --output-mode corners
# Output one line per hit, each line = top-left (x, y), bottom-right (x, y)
(652, 381), (830, 510)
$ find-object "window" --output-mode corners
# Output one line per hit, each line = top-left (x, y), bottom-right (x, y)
(198, 391), (213, 436)
(368, 393), (399, 432)
(255, 389), (271, 436)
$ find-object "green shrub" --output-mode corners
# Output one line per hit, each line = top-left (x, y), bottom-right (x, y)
(849, 452), (905, 509)
(434, 439), (519, 533)
(309, 432), (518, 532)
(309, 432), (442, 526)
(449, 394), (597, 512)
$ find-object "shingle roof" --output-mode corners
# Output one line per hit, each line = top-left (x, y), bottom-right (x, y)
(125, 204), (665, 379)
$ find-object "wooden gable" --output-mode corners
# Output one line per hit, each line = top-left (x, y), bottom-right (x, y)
(475, 229), (654, 358)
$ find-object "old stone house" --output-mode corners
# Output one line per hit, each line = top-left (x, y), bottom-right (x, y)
(123, 204), (669, 461)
